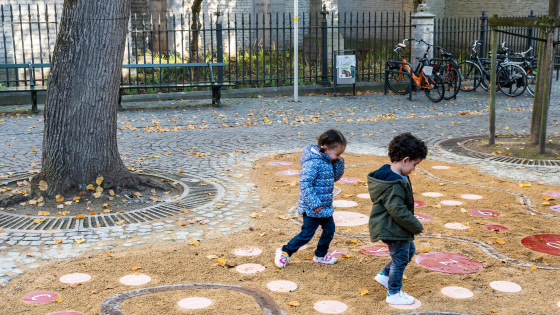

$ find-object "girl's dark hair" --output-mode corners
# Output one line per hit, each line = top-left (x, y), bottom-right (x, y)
(317, 129), (347, 152)
(388, 132), (428, 162)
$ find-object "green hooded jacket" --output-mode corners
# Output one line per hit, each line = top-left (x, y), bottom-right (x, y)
(367, 166), (423, 243)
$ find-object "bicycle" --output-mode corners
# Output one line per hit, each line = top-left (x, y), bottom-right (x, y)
(386, 38), (445, 102)
(421, 41), (462, 100)
(508, 46), (536, 96)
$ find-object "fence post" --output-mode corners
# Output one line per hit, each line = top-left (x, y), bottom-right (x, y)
(320, 5), (330, 86)
(411, 4), (435, 68)
(215, 10), (224, 89)
(527, 10), (534, 56)
(479, 11), (487, 58)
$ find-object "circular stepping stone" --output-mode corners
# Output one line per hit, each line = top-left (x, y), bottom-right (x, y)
(490, 281), (522, 293)
(461, 194), (483, 200)
(23, 291), (59, 304)
(432, 166), (450, 169)
(236, 263), (266, 274)
(178, 297), (212, 309)
(267, 280), (298, 292)
(269, 161), (293, 166)
(332, 200), (358, 208)
(484, 224), (509, 232)
(441, 286), (474, 299)
(327, 249), (348, 258)
(59, 273), (91, 284)
(361, 245), (390, 257)
(337, 177), (359, 183)
(333, 211), (369, 226)
(558, 301), (560, 308)
(120, 274), (151, 286)
(278, 170), (300, 176)
(468, 209), (501, 217)
(422, 192), (443, 197)
(546, 191), (560, 198)
(441, 200), (463, 206)
(415, 252), (483, 274)
(414, 200), (427, 208)
(47, 313), (85, 315)
(234, 247), (263, 256)
(357, 193), (370, 199)
(521, 234), (560, 256)
(551, 205), (560, 212)
(414, 213), (433, 223)
(445, 222), (470, 230)
(314, 300), (348, 314)
(389, 299), (422, 310)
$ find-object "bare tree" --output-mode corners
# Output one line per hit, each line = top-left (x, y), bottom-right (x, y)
(189, 0), (203, 65)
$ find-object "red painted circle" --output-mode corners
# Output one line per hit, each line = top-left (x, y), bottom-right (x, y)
(414, 213), (433, 223)
(23, 291), (59, 304)
(551, 205), (560, 212)
(521, 234), (560, 256)
(468, 209), (501, 217)
(361, 245), (390, 257)
(484, 224), (509, 232)
(337, 177), (359, 183)
(415, 252), (483, 274)
(327, 249), (348, 258)
(269, 161), (293, 166)
(47, 313), (85, 315)
(278, 170), (300, 176)
(414, 200), (426, 208)
(546, 191), (560, 198)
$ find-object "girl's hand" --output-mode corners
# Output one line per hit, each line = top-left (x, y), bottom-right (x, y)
(313, 206), (322, 213)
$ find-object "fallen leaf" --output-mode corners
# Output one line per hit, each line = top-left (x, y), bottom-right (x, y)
(75, 239), (85, 244)
(182, 209), (190, 214)
(206, 255), (219, 259)
(105, 252), (114, 257)
(96, 176), (104, 186)
(55, 297), (62, 303)
(179, 222), (187, 226)
(33, 218), (44, 224)
(531, 265), (537, 270)
(93, 191), (102, 199)
(38, 211), (50, 216)
(70, 282), (81, 289)
(258, 232), (267, 236)
(341, 254), (354, 258)
(104, 285), (116, 290)
(64, 201), (72, 206)
(87, 184), (95, 191)
(96, 186), (103, 193)
(130, 265), (141, 270)
(189, 240), (200, 246)
(55, 195), (64, 202)
(490, 310), (499, 313)
(134, 192), (143, 197)
(74, 214), (86, 219)
(358, 288), (369, 296)
(278, 215), (297, 220)
(421, 248), (430, 253)
(287, 180), (298, 186)
(288, 301), (300, 307)
(216, 258), (227, 266)
(54, 239), (62, 243)
(38, 180), (48, 191)
(495, 239), (506, 245)
(250, 212), (261, 219)
(115, 220), (124, 226)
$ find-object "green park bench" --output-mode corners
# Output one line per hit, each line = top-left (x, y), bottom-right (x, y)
(0, 62), (49, 113)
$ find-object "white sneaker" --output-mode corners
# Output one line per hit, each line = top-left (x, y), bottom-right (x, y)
(386, 291), (415, 305)
(274, 248), (291, 268)
(313, 253), (337, 265)
(374, 271), (389, 289)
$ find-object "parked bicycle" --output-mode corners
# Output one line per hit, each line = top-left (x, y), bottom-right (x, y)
(420, 40), (462, 100)
(509, 46), (536, 96)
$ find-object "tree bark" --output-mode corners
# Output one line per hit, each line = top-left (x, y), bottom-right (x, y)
(189, 0), (203, 79)
(35, 0), (141, 198)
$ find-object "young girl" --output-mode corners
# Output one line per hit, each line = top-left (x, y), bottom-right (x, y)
(274, 129), (347, 268)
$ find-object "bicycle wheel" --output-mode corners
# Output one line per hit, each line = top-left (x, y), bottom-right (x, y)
(525, 68), (537, 96)
(423, 73), (445, 102)
(441, 65), (461, 100)
(497, 64), (527, 97)
(386, 63), (412, 95)
(458, 62), (482, 92)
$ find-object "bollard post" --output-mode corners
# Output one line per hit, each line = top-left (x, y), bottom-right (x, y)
(215, 9), (224, 89)
(479, 11), (488, 58)
(320, 5), (330, 86)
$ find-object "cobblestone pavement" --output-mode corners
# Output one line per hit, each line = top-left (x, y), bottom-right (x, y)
(0, 85), (559, 289)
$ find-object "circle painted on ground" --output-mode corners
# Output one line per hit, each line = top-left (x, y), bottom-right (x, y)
(551, 205), (560, 212)
(357, 193), (370, 199)
(414, 200), (427, 208)
(332, 200), (358, 208)
(490, 281), (522, 293)
(338, 177), (360, 183)
(313, 300), (348, 314)
(236, 263), (266, 274)
(298, 244), (308, 251)
(234, 247), (263, 256)
(432, 166), (450, 170)
(461, 194), (483, 200)
(468, 209), (501, 217)
(389, 299), (422, 310)
(269, 161), (293, 166)
(120, 274), (152, 286)
(333, 211), (369, 226)
(178, 297), (212, 310)
(278, 170), (300, 176)
(23, 291), (59, 304)
(47, 312), (85, 315)
(441, 200), (463, 206)
(441, 286), (474, 299)
(444, 222), (470, 230)
(415, 252), (483, 274)
(414, 213), (433, 223)
(422, 192), (443, 198)
(558, 301), (560, 308)
(266, 280), (298, 292)
(546, 191), (560, 198)
(59, 273), (91, 284)
(327, 249), (348, 258)
(361, 245), (390, 257)
(521, 234), (560, 256)
(484, 224), (509, 232)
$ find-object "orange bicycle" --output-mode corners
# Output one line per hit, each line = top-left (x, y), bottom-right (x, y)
(385, 38), (445, 102)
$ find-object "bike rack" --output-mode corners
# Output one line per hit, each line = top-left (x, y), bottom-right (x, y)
(384, 60), (415, 101)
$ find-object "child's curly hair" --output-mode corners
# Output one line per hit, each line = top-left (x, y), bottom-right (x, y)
(317, 129), (347, 152)
(388, 132), (428, 162)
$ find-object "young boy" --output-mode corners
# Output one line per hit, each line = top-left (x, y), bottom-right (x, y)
(367, 132), (427, 305)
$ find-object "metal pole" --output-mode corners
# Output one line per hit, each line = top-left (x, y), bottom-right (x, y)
(294, 0), (298, 102)
(215, 10), (224, 89)
(320, 5), (330, 86)
(489, 23), (498, 145)
(479, 11), (487, 58)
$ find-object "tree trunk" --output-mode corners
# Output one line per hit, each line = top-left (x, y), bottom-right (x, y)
(35, 0), (142, 198)
(189, 0), (203, 79)
(530, 30), (545, 144)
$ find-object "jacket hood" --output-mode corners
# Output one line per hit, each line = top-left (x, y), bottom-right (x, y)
(367, 165), (409, 201)
(300, 145), (331, 165)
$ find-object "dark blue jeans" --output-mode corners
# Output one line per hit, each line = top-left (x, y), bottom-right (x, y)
(282, 213), (335, 258)
(382, 240), (416, 294)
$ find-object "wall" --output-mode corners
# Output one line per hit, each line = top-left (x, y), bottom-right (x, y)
(444, 0), (547, 18)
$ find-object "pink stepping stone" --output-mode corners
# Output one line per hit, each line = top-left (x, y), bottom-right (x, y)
(389, 299), (422, 310)
(414, 213), (433, 223)
(432, 166), (450, 169)
(414, 200), (427, 208)
(441, 286), (474, 299)
(484, 224), (509, 232)
(468, 209), (501, 217)
(490, 281), (522, 293)
(415, 252), (483, 274)
(558, 301), (560, 308)
(422, 192), (443, 198)
(357, 193), (370, 199)
(361, 245), (390, 257)
(327, 249), (348, 258)
(269, 161), (293, 166)
(266, 280), (298, 292)
(461, 194), (483, 200)
(278, 170), (300, 176)
(47, 313), (85, 315)
(441, 200), (463, 206)
(234, 247), (263, 256)
(236, 263), (266, 274)
(546, 191), (560, 198)
(551, 205), (560, 212)
(23, 291), (59, 304)
(59, 273), (91, 284)
(337, 177), (359, 183)
(332, 200), (358, 208)
(445, 222), (470, 230)
(521, 234), (560, 256)
(313, 300), (348, 314)
(333, 211), (369, 226)
(120, 274), (152, 286)
(178, 297), (212, 309)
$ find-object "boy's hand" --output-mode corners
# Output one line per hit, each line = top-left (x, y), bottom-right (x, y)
(313, 206), (322, 213)
(415, 229), (424, 235)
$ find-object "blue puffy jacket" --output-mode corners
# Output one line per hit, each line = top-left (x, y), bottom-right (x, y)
(298, 145), (345, 218)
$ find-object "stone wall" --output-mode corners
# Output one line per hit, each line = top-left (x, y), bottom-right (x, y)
(444, 0), (547, 18)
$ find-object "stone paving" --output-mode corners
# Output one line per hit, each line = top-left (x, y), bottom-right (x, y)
(0, 85), (559, 289)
